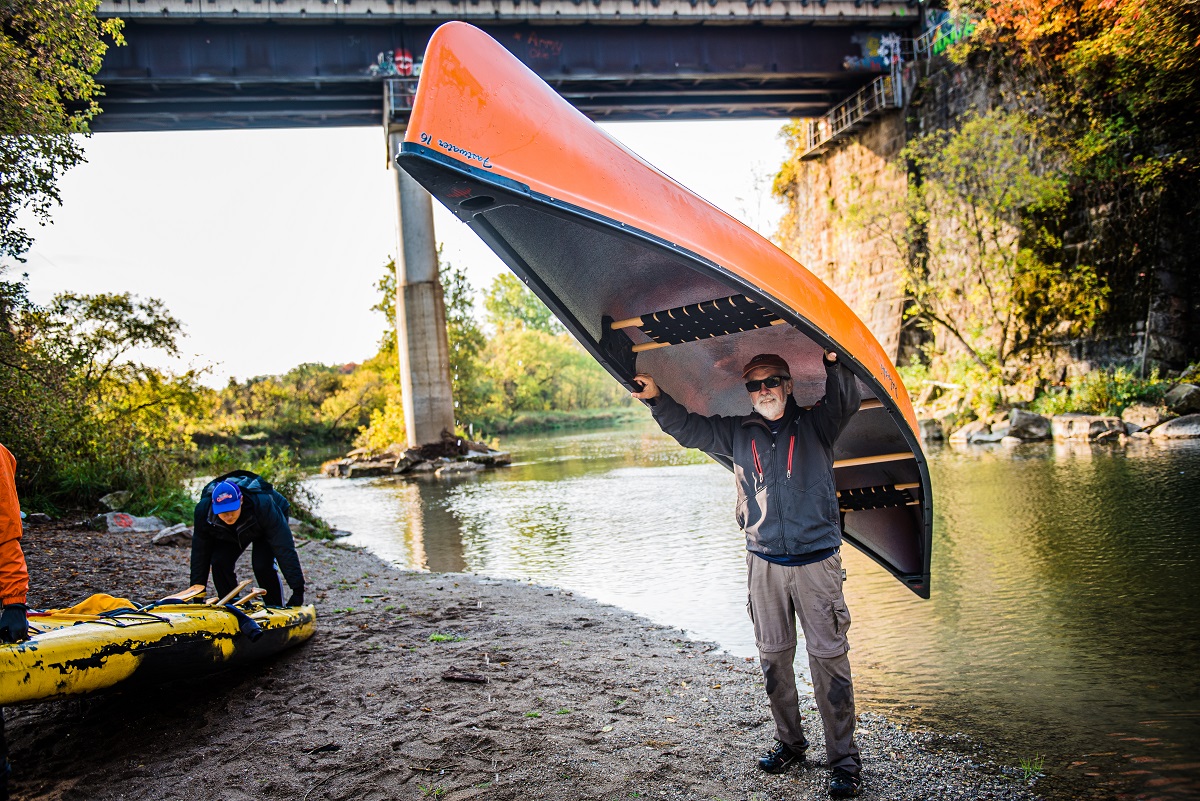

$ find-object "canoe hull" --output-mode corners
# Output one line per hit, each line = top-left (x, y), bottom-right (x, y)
(397, 22), (933, 597)
(0, 604), (317, 706)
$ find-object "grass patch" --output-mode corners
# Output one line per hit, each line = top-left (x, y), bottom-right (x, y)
(428, 632), (465, 643)
(1019, 753), (1045, 782)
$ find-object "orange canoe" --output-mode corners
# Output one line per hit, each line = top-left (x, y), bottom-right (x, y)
(397, 22), (932, 598)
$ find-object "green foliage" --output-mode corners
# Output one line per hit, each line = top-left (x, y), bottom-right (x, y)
(0, 0), (124, 259)
(442, 258), (487, 424)
(484, 273), (563, 335)
(901, 109), (1108, 384)
(211, 360), (386, 449)
(1031, 367), (1170, 417)
(358, 258), (630, 447)
(0, 270), (209, 518)
(353, 389), (406, 451)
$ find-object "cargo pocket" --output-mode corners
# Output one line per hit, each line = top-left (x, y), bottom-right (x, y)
(832, 600), (851, 638)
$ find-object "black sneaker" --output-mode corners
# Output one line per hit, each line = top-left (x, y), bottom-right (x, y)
(828, 767), (862, 798)
(757, 741), (805, 774)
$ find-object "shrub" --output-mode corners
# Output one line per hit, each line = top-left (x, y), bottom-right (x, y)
(1031, 367), (1171, 417)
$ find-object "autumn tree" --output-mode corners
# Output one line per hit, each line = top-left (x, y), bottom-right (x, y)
(902, 109), (1108, 390)
(0, 0), (123, 260)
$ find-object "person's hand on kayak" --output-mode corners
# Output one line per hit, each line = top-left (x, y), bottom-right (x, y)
(631, 374), (660, 400)
(0, 603), (29, 642)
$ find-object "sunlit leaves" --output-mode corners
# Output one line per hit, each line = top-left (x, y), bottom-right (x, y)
(0, 0), (124, 259)
(901, 109), (1108, 383)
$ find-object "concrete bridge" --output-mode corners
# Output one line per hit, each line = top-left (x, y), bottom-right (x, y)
(92, 2), (922, 445)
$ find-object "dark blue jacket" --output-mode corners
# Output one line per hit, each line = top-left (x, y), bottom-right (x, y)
(190, 473), (305, 595)
(650, 359), (860, 558)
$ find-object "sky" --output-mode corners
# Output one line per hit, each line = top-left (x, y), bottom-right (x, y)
(11, 120), (788, 388)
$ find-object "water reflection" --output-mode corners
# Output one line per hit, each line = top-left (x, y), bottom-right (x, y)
(307, 426), (1200, 801)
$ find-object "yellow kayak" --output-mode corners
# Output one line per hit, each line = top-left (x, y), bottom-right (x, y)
(0, 594), (316, 706)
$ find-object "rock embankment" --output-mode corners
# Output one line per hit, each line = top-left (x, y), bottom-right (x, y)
(918, 380), (1200, 445)
(322, 430), (511, 479)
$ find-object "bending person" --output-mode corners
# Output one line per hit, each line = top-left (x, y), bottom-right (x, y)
(0, 444), (29, 643)
(632, 351), (863, 798)
(188, 471), (305, 607)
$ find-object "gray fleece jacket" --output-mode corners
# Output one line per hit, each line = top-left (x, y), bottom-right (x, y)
(649, 359), (860, 557)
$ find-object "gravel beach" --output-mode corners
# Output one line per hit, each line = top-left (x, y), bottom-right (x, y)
(5, 520), (1044, 801)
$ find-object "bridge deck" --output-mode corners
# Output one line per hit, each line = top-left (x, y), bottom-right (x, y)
(92, 10), (920, 130)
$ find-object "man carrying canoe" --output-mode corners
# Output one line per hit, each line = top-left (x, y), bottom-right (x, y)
(632, 351), (863, 798)
(0, 444), (29, 644)
(186, 471), (305, 608)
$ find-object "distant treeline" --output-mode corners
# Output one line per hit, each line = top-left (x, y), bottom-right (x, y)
(0, 257), (630, 518)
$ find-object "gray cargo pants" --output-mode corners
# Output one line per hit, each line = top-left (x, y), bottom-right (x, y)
(746, 550), (861, 774)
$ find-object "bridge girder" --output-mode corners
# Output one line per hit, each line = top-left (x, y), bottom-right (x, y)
(93, 16), (918, 130)
(101, 0), (917, 24)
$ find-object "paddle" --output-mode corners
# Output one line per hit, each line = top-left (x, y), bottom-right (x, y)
(233, 588), (267, 607)
(207, 580), (252, 607)
(158, 585), (207, 603)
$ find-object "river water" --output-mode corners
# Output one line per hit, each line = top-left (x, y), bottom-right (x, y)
(307, 422), (1200, 800)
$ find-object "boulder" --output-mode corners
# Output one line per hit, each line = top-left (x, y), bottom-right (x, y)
(1164, 384), (1200, 415)
(288, 517), (317, 536)
(1007, 409), (1051, 441)
(970, 427), (1007, 443)
(949, 420), (988, 443)
(1149, 413), (1200, 439)
(391, 450), (425, 474)
(98, 491), (131, 511)
(409, 460), (439, 473)
(345, 460), (394, 478)
(463, 449), (512, 467)
(91, 512), (169, 533)
(436, 460), (485, 477)
(1122, 403), (1168, 430)
(1052, 414), (1124, 441)
(26, 512), (52, 525)
(152, 523), (192, 546)
(918, 419), (945, 442)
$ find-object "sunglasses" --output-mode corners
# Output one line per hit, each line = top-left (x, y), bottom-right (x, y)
(745, 375), (790, 393)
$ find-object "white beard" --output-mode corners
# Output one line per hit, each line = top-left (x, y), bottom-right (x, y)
(753, 394), (784, 420)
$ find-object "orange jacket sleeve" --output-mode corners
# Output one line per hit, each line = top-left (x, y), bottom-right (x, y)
(0, 445), (30, 606)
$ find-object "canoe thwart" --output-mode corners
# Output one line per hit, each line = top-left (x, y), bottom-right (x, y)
(833, 452), (915, 469)
(612, 294), (784, 351)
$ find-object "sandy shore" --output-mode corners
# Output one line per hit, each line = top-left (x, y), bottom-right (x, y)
(6, 521), (1042, 801)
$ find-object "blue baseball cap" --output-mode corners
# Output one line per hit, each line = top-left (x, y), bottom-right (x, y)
(211, 481), (243, 514)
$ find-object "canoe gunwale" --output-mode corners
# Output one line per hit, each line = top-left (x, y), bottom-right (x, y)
(398, 143), (933, 598)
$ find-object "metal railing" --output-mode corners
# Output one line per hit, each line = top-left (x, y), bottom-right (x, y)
(798, 67), (903, 158)
(913, 14), (977, 60)
(797, 15), (975, 159)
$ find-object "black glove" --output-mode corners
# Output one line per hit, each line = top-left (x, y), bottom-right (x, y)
(0, 604), (29, 643)
(286, 590), (304, 607)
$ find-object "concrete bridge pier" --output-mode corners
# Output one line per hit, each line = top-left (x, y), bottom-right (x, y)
(387, 131), (456, 448)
